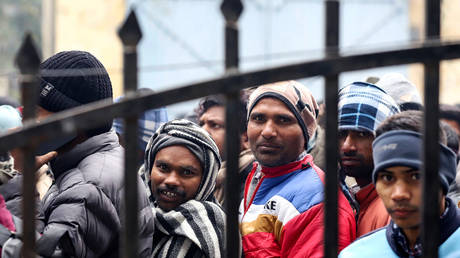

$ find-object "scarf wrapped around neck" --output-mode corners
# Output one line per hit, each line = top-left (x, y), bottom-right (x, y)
(140, 119), (225, 257)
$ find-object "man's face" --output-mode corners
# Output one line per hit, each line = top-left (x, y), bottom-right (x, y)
(199, 106), (226, 156)
(150, 145), (203, 211)
(338, 130), (375, 180)
(375, 166), (422, 231)
(247, 97), (305, 167)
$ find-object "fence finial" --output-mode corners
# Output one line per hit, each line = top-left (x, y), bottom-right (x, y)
(15, 33), (41, 74)
(221, 0), (243, 23)
(118, 10), (143, 46)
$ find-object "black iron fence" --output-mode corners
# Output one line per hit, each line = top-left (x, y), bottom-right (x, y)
(0, 0), (455, 257)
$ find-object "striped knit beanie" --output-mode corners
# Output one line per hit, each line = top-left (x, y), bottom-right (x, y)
(144, 119), (221, 202)
(247, 80), (319, 145)
(338, 82), (400, 134)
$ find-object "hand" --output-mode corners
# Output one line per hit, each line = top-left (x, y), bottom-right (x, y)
(10, 149), (57, 173)
(35, 151), (57, 170)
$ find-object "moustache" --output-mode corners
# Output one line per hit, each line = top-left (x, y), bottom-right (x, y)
(340, 152), (366, 160)
(156, 185), (186, 199)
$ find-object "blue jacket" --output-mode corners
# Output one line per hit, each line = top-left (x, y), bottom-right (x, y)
(339, 197), (460, 258)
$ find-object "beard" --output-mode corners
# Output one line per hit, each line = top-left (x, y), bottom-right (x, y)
(339, 154), (374, 180)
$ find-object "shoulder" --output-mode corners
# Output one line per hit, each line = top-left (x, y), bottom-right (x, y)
(75, 145), (125, 190)
(270, 166), (324, 213)
(440, 226), (460, 257)
(339, 228), (397, 258)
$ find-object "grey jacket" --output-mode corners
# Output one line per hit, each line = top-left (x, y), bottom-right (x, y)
(38, 131), (154, 257)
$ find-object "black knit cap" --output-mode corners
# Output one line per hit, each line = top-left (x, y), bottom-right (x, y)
(39, 51), (113, 135)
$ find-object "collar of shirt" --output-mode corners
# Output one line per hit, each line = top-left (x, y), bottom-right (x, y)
(392, 200), (450, 257)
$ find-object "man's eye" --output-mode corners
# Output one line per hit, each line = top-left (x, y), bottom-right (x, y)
(250, 115), (264, 122)
(183, 170), (194, 176)
(156, 163), (168, 171)
(338, 131), (348, 139)
(411, 173), (420, 181)
(358, 132), (367, 137)
(379, 174), (393, 182)
(279, 116), (292, 123)
(211, 123), (224, 129)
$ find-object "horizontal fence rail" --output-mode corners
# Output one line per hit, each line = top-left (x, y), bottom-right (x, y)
(1, 40), (460, 152)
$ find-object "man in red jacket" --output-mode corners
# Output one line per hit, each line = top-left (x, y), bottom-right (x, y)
(338, 82), (400, 237)
(239, 81), (356, 257)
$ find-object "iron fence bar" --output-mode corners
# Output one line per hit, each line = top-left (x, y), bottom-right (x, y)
(2, 41), (460, 153)
(221, 0), (243, 257)
(422, 0), (441, 257)
(118, 10), (142, 258)
(324, 0), (339, 257)
(14, 34), (41, 258)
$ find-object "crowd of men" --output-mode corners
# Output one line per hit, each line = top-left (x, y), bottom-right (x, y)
(0, 50), (459, 257)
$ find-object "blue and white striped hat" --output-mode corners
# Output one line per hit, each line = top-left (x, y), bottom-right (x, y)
(113, 94), (168, 152)
(338, 82), (400, 134)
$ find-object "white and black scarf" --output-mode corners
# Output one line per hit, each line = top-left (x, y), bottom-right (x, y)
(141, 119), (225, 258)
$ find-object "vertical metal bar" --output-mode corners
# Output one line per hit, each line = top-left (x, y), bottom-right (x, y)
(422, 1), (441, 257)
(14, 34), (41, 258)
(221, 1), (243, 257)
(118, 10), (142, 258)
(324, 0), (339, 257)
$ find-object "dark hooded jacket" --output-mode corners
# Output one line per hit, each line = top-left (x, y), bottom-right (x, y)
(37, 131), (154, 257)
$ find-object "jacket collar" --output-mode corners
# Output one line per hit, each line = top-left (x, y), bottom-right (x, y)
(259, 152), (313, 178)
(385, 197), (460, 257)
(50, 130), (120, 178)
(355, 184), (379, 205)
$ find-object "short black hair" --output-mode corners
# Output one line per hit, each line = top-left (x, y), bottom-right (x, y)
(196, 95), (225, 119)
(376, 110), (447, 144)
(195, 92), (249, 133)
(440, 104), (460, 128)
(441, 122), (459, 154)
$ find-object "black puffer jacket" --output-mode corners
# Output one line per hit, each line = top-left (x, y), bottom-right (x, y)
(39, 131), (154, 257)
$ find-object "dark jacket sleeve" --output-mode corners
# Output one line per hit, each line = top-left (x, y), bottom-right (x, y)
(40, 182), (121, 258)
(0, 174), (45, 232)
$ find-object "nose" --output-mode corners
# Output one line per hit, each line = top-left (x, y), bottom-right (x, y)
(341, 135), (357, 154)
(260, 120), (277, 139)
(163, 171), (181, 187)
(391, 181), (411, 202)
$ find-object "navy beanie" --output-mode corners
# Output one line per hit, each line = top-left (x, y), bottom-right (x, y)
(39, 51), (113, 134)
(372, 130), (457, 194)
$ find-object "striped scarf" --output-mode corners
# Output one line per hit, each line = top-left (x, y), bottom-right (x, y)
(152, 200), (225, 258)
(141, 119), (225, 257)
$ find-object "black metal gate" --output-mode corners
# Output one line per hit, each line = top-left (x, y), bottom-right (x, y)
(0, 0), (455, 257)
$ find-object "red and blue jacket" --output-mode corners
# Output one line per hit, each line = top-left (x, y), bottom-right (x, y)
(239, 154), (356, 258)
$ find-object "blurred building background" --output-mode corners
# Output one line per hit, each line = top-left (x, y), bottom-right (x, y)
(0, 0), (459, 118)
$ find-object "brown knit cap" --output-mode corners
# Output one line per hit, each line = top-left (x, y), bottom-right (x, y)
(247, 80), (319, 145)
